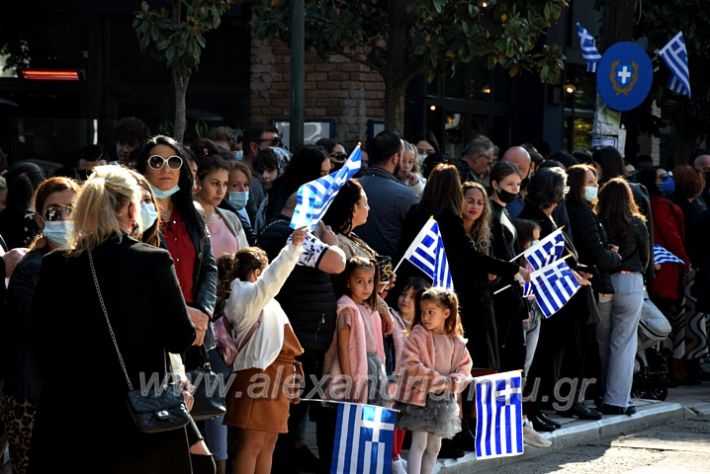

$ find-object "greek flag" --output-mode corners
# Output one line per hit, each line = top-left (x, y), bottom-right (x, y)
(399, 218), (453, 290)
(576, 22), (602, 73)
(475, 370), (524, 460)
(530, 258), (581, 318)
(331, 402), (396, 474)
(523, 228), (566, 271)
(291, 145), (362, 229)
(653, 244), (685, 266)
(659, 32), (691, 98)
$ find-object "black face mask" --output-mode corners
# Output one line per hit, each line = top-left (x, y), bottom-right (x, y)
(520, 177), (530, 190)
(496, 187), (518, 204)
(704, 171), (710, 191)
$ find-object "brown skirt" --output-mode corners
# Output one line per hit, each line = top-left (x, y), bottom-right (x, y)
(224, 325), (304, 433)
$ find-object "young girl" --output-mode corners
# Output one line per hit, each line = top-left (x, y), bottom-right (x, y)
(390, 277), (430, 474)
(223, 227), (307, 474)
(397, 142), (426, 196)
(324, 256), (387, 404)
(397, 288), (473, 474)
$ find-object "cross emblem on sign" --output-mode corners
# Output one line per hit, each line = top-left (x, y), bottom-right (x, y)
(617, 65), (632, 85)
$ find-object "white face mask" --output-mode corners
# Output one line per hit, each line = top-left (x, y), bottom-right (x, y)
(584, 185), (598, 202)
(43, 220), (75, 249)
(140, 202), (159, 230)
(528, 239), (540, 250)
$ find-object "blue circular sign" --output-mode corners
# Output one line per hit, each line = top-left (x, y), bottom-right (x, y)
(596, 41), (653, 112)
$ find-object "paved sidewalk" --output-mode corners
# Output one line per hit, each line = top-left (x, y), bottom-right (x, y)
(434, 382), (710, 473)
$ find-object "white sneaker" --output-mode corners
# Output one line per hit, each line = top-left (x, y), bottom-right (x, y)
(392, 458), (408, 474)
(523, 422), (552, 448)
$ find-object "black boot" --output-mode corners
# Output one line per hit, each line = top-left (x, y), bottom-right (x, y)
(190, 453), (216, 474)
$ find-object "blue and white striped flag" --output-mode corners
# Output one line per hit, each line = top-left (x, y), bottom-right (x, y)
(530, 258), (581, 318)
(576, 23), (602, 73)
(659, 32), (691, 98)
(523, 228), (566, 271)
(330, 402), (396, 474)
(475, 370), (524, 460)
(290, 145), (362, 229)
(653, 243), (685, 266)
(399, 218), (453, 290)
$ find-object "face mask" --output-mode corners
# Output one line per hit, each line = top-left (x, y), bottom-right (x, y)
(140, 202), (158, 230)
(418, 154), (427, 166)
(234, 150), (244, 161)
(495, 185), (518, 204)
(659, 177), (675, 197)
(43, 220), (74, 249)
(228, 191), (249, 210)
(528, 239), (540, 250)
(520, 177), (530, 190)
(704, 172), (710, 190)
(584, 185), (598, 202)
(150, 183), (180, 199)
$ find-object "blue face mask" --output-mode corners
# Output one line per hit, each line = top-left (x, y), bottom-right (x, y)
(43, 220), (74, 249)
(584, 185), (598, 202)
(150, 183), (180, 199)
(140, 202), (158, 230)
(228, 191), (249, 210)
(234, 150), (244, 161)
(659, 177), (675, 197)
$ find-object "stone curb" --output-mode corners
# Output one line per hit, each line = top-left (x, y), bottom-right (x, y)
(433, 401), (685, 473)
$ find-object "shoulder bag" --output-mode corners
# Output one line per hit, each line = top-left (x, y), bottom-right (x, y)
(88, 250), (190, 434)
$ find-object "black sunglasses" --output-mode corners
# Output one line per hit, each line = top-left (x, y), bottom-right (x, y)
(148, 155), (183, 171)
(330, 152), (348, 161)
(43, 205), (73, 222)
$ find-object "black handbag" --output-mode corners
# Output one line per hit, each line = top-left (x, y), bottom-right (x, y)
(188, 347), (227, 421)
(89, 250), (191, 434)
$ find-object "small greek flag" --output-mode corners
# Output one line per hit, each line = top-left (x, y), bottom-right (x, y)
(291, 145), (362, 229)
(399, 218), (453, 290)
(331, 402), (396, 474)
(576, 23), (602, 73)
(475, 370), (524, 460)
(659, 32), (691, 98)
(653, 243), (685, 266)
(529, 258), (581, 318)
(523, 228), (566, 271)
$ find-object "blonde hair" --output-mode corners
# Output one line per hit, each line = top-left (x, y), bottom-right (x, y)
(462, 181), (492, 255)
(70, 164), (141, 255)
(403, 141), (421, 174)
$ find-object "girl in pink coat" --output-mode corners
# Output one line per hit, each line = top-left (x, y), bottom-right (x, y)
(396, 288), (473, 474)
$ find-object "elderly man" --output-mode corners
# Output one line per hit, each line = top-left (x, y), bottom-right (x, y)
(457, 135), (495, 185)
(501, 146), (532, 219)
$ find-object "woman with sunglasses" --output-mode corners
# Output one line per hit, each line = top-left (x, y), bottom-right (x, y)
(1, 177), (80, 474)
(134, 136), (218, 473)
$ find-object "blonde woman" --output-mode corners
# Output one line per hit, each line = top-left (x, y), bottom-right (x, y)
(29, 165), (198, 474)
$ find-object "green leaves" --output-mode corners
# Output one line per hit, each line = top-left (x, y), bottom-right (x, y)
(133, 0), (234, 77)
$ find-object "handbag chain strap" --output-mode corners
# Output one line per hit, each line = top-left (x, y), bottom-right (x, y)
(88, 249), (136, 391)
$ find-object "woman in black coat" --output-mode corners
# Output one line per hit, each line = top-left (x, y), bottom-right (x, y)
(29, 165), (197, 473)
(399, 164), (526, 371)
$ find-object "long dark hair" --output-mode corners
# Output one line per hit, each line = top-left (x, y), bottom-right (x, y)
(133, 135), (205, 240)
(592, 146), (625, 183)
(4, 162), (45, 213)
(636, 167), (662, 198)
(322, 179), (363, 234)
(597, 177), (646, 241)
(420, 164), (463, 219)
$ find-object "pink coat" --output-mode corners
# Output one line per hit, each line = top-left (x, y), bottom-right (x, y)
(323, 295), (385, 403)
(396, 325), (473, 407)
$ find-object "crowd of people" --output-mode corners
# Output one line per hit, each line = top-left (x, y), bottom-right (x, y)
(0, 117), (709, 474)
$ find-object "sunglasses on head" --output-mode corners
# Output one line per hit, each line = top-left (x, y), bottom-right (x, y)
(43, 205), (73, 222)
(148, 155), (183, 171)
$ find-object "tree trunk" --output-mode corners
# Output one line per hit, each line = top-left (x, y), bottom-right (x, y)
(173, 70), (189, 143)
(384, 79), (407, 133)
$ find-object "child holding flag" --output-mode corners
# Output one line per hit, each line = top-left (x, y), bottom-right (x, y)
(396, 288), (473, 474)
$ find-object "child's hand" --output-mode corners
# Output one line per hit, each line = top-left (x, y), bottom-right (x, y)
(291, 227), (308, 246)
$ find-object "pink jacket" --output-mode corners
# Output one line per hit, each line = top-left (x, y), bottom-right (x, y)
(396, 325), (473, 407)
(323, 295), (385, 403)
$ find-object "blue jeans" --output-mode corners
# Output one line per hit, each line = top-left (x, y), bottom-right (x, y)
(596, 273), (644, 408)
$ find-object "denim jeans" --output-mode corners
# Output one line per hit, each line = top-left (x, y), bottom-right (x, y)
(596, 272), (644, 408)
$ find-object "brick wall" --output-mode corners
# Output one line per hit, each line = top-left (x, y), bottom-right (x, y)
(250, 37), (385, 148)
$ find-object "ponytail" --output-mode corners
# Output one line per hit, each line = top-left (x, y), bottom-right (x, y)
(214, 247), (269, 318)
